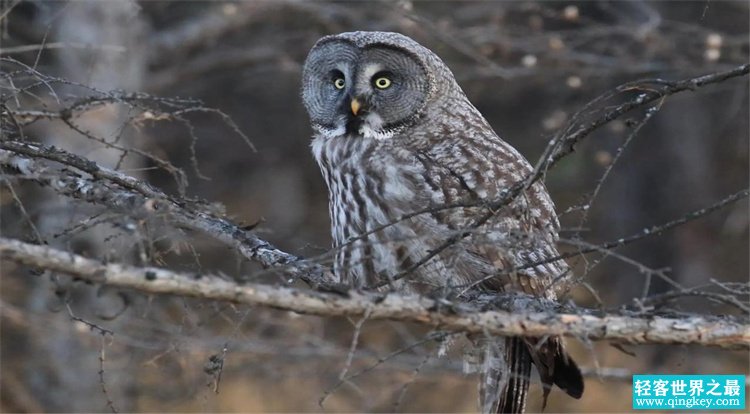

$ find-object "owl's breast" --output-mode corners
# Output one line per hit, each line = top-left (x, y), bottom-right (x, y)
(311, 134), (437, 287)
(311, 135), (423, 239)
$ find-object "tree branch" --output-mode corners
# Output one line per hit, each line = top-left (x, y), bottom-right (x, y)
(544, 63), (750, 167)
(1, 237), (747, 350)
(0, 142), (335, 288)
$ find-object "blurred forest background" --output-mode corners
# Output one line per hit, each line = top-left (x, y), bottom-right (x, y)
(1, 1), (748, 412)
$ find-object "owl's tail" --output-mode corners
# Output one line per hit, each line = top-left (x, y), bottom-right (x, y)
(480, 337), (584, 413)
(498, 337), (532, 413)
(479, 337), (530, 413)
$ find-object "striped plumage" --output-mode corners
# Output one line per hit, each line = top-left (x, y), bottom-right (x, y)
(304, 31), (583, 413)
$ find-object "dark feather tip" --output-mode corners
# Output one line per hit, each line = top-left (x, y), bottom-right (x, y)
(554, 352), (584, 399)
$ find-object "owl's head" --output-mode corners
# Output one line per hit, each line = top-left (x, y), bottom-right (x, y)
(302, 31), (454, 140)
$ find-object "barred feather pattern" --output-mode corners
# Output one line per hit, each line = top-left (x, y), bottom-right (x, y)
(307, 31), (583, 413)
(311, 95), (566, 295)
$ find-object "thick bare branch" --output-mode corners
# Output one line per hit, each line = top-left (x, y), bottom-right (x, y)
(1, 237), (747, 349)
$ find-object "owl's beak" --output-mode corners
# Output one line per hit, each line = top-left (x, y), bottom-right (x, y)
(350, 98), (362, 116)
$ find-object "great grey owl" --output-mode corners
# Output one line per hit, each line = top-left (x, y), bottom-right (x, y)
(302, 31), (583, 413)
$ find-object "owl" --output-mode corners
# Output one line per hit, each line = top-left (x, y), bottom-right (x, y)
(302, 31), (583, 413)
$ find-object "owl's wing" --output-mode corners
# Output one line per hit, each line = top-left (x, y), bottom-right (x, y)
(412, 133), (569, 297)
(413, 132), (584, 409)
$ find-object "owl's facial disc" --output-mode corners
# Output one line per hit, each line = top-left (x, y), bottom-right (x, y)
(302, 40), (428, 140)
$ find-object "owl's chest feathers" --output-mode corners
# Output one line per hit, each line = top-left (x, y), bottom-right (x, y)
(312, 133), (435, 288)
(312, 134), (420, 242)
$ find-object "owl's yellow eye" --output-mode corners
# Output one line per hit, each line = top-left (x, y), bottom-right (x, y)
(374, 76), (391, 89)
(333, 78), (346, 89)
